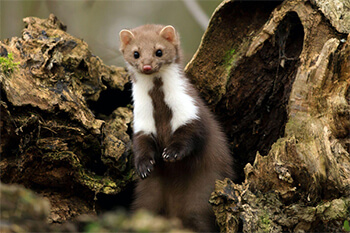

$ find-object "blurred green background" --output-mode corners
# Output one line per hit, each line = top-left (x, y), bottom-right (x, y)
(0, 0), (222, 66)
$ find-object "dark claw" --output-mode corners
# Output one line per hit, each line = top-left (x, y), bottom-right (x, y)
(136, 158), (155, 179)
(162, 149), (167, 159)
(163, 147), (183, 162)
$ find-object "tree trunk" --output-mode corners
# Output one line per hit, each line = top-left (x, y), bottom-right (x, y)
(185, 0), (350, 232)
(0, 14), (134, 223)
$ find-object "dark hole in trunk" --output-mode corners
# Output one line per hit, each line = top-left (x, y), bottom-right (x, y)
(84, 81), (134, 211)
(217, 11), (304, 181)
(96, 181), (135, 212)
(87, 81), (132, 119)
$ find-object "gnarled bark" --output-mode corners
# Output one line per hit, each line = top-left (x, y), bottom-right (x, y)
(0, 14), (134, 223)
(185, 0), (350, 232)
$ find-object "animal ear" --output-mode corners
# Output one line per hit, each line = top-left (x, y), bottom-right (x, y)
(160, 25), (178, 44)
(119, 29), (135, 48)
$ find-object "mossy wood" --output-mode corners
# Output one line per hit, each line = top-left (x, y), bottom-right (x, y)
(0, 14), (134, 222)
(185, 0), (350, 232)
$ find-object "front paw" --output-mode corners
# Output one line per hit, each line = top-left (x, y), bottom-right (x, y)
(162, 146), (185, 162)
(135, 156), (155, 179)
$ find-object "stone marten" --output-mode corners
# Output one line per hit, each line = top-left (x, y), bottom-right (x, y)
(119, 24), (235, 232)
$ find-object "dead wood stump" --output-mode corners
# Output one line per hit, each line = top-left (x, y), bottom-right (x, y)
(185, 0), (350, 232)
(1, 0), (350, 231)
(0, 14), (134, 222)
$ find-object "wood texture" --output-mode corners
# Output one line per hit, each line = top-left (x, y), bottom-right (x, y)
(185, 0), (350, 231)
(0, 14), (134, 223)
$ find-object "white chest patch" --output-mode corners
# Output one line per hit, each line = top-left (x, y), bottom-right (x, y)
(131, 66), (156, 135)
(131, 63), (199, 135)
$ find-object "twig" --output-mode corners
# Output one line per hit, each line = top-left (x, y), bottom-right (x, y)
(182, 0), (209, 31)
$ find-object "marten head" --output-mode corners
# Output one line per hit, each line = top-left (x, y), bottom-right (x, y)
(119, 24), (181, 75)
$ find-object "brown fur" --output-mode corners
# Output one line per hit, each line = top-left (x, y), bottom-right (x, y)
(119, 24), (235, 232)
(120, 24), (182, 75)
(149, 77), (173, 147)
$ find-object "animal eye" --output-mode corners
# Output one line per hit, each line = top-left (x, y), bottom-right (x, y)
(134, 51), (140, 59)
(155, 49), (162, 57)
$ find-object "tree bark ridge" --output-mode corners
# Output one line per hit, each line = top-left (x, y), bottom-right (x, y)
(185, 0), (350, 232)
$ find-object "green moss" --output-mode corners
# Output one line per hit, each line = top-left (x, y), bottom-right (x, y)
(260, 212), (271, 232)
(80, 171), (121, 195)
(344, 220), (350, 232)
(84, 222), (102, 233)
(285, 114), (315, 142)
(19, 191), (37, 204)
(0, 52), (20, 74)
(224, 48), (236, 63)
(223, 48), (236, 74)
(43, 151), (81, 168)
(44, 151), (121, 195)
